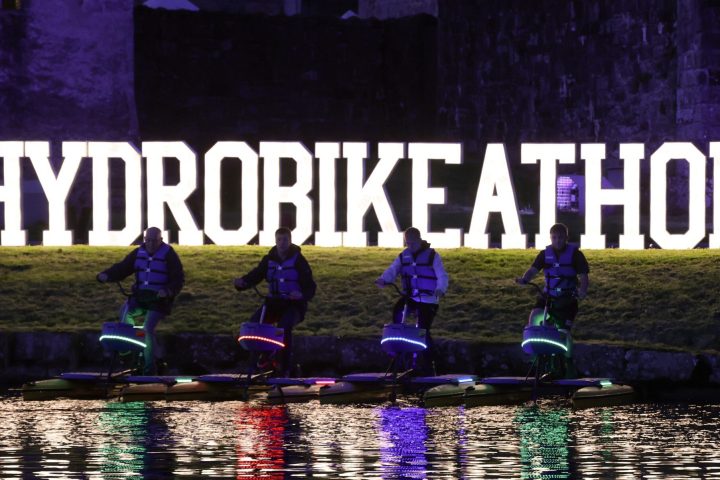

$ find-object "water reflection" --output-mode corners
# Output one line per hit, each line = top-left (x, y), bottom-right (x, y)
(234, 404), (287, 479)
(514, 405), (572, 479)
(3, 395), (720, 478)
(96, 401), (175, 478)
(378, 406), (428, 478)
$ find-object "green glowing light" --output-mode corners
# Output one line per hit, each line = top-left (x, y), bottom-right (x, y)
(600, 380), (613, 387)
(175, 377), (194, 384)
(521, 338), (568, 352)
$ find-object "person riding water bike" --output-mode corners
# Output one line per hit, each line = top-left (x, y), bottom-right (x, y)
(516, 223), (589, 379)
(233, 227), (316, 377)
(97, 227), (185, 375)
(375, 227), (448, 376)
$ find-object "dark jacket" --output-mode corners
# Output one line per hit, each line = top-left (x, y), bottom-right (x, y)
(100, 243), (185, 313)
(239, 244), (316, 303)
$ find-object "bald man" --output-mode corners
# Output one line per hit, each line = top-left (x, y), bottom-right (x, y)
(97, 227), (185, 375)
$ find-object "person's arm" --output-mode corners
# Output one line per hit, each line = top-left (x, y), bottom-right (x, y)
(517, 251), (544, 284)
(575, 250), (590, 299)
(376, 255), (402, 286)
(433, 253), (448, 297)
(296, 255), (316, 301)
(577, 273), (589, 299)
(162, 248), (185, 297)
(98, 249), (137, 283)
(234, 256), (269, 290)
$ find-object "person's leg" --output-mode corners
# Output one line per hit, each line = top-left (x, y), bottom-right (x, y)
(528, 308), (546, 326)
(119, 300), (144, 325)
(142, 310), (165, 375)
(550, 298), (578, 378)
(118, 301), (146, 369)
(254, 302), (281, 370)
(277, 306), (302, 377)
(391, 298), (406, 324)
(417, 303), (438, 375)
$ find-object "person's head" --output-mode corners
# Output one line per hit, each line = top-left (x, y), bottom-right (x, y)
(404, 227), (423, 253)
(549, 223), (569, 250)
(143, 227), (163, 254)
(275, 227), (292, 257)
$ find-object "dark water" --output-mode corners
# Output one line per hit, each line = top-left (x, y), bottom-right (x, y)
(1, 395), (719, 479)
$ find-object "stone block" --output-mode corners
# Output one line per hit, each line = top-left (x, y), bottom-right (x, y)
(623, 349), (696, 382)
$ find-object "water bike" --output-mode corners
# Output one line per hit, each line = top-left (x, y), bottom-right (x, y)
(122, 285), (334, 402)
(319, 282), (476, 405)
(22, 283), (184, 401)
(424, 281), (634, 408)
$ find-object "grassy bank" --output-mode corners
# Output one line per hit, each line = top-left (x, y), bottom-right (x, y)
(0, 246), (719, 353)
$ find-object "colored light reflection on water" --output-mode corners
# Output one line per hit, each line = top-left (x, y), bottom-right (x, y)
(1, 395), (720, 478)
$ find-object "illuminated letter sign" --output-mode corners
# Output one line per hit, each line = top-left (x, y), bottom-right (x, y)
(409, 143), (463, 248)
(258, 142), (314, 246)
(649, 142), (706, 249)
(2, 140), (719, 249)
(581, 143), (644, 249)
(521, 144), (575, 249)
(89, 142), (142, 246)
(711, 142), (720, 248)
(0, 142), (25, 246)
(315, 142), (343, 247)
(345, 142), (403, 247)
(465, 143), (526, 249)
(144, 142), (203, 245)
(26, 141), (83, 246)
(204, 142), (259, 245)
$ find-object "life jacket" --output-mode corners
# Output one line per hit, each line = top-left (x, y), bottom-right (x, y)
(544, 244), (578, 298)
(399, 246), (437, 299)
(134, 243), (170, 292)
(267, 253), (301, 297)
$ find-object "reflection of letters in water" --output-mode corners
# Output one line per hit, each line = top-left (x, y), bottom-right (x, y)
(378, 406), (428, 478)
(514, 406), (572, 479)
(2, 141), (719, 249)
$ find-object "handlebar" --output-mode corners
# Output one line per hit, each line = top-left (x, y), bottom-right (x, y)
(238, 283), (294, 301)
(115, 282), (132, 298)
(377, 281), (435, 299)
(518, 280), (580, 300)
(520, 281), (545, 297)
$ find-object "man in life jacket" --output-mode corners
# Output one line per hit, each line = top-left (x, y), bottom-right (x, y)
(97, 227), (185, 375)
(516, 223), (589, 378)
(233, 227), (316, 377)
(375, 227), (449, 376)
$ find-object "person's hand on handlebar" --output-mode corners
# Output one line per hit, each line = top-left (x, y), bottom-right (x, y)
(233, 277), (247, 290)
(97, 272), (109, 283)
(374, 277), (387, 288)
(434, 289), (445, 298)
(288, 290), (303, 300)
(157, 288), (170, 298)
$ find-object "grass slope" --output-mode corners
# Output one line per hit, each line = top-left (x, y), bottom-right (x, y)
(0, 246), (719, 353)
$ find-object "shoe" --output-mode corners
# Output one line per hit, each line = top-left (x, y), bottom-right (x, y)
(256, 355), (271, 370)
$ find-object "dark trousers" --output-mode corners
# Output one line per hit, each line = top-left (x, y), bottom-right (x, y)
(533, 295), (578, 328)
(392, 299), (439, 375)
(250, 300), (304, 376)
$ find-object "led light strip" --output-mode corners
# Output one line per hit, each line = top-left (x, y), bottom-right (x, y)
(314, 380), (336, 385)
(99, 334), (146, 349)
(380, 337), (427, 350)
(521, 338), (568, 352)
(237, 335), (285, 348)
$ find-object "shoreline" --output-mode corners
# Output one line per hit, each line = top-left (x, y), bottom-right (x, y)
(2, 332), (719, 390)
